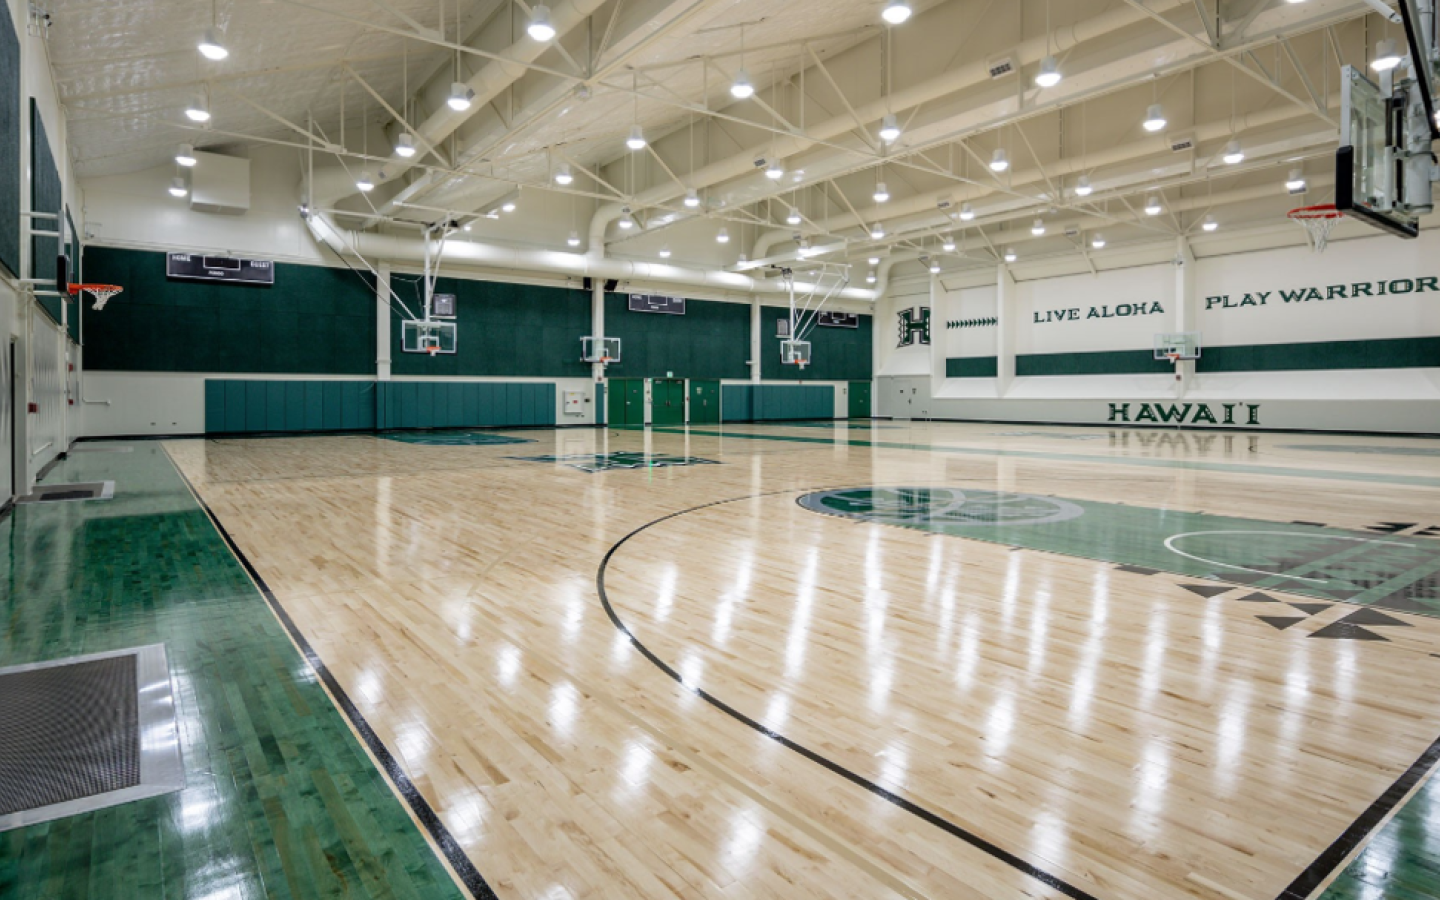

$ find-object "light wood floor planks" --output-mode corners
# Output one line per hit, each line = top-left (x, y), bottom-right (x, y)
(167, 422), (1440, 900)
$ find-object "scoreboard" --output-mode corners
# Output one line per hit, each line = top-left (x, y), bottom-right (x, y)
(628, 293), (685, 314)
(817, 311), (858, 328)
(166, 252), (275, 285)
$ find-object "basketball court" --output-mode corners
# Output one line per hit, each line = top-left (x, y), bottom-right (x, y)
(2, 1), (1439, 899)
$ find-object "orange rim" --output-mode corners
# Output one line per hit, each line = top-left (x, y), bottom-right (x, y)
(1287, 204), (1342, 220)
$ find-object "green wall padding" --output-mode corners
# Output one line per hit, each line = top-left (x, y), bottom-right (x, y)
(0, 8), (18, 279)
(1016, 348), (1170, 377)
(721, 384), (833, 421)
(30, 99), (63, 328)
(390, 277), (591, 377)
(84, 246), (375, 374)
(760, 307), (873, 381)
(202, 379), (555, 433)
(1195, 336), (1440, 372)
(945, 356), (998, 378)
(204, 380), (377, 434)
(602, 293), (750, 380)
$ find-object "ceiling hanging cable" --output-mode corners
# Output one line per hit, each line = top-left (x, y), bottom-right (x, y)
(879, 29), (900, 143)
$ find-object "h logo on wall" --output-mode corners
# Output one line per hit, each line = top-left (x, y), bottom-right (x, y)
(897, 306), (931, 347)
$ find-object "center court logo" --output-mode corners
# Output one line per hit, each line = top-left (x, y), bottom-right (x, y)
(798, 487), (1084, 527)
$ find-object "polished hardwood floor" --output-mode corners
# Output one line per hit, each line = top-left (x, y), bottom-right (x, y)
(163, 422), (1440, 900)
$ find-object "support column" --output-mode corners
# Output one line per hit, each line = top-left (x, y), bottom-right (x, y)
(1174, 236), (1196, 396)
(995, 263), (1017, 397)
(749, 296), (761, 383)
(929, 273), (945, 388)
(376, 263), (391, 381)
(591, 281), (606, 382)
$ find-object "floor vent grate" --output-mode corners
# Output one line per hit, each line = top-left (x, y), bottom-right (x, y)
(17, 481), (115, 504)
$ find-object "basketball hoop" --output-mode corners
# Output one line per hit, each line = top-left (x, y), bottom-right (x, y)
(426, 344), (440, 357)
(1165, 352), (1180, 365)
(67, 283), (124, 310)
(1288, 204), (1343, 253)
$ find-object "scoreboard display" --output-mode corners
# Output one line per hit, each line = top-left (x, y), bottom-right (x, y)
(628, 293), (686, 314)
(166, 252), (275, 286)
(817, 311), (859, 328)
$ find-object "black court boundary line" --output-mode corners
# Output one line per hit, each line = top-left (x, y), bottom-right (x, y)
(165, 450), (496, 900)
(1278, 733), (1440, 900)
(595, 489), (1102, 900)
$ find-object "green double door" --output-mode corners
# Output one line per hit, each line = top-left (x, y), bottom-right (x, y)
(689, 380), (720, 424)
(651, 379), (686, 426)
(848, 380), (872, 418)
(607, 378), (645, 426)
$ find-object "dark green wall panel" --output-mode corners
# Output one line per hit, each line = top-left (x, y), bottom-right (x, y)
(82, 246), (375, 374)
(602, 293), (750, 380)
(204, 379), (376, 434)
(720, 384), (832, 421)
(0, 9), (18, 279)
(1197, 336), (1440, 372)
(946, 356), (999, 378)
(30, 100), (64, 328)
(761, 307), (873, 381)
(1016, 349), (1169, 377)
(390, 277), (591, 378)
(368, 381), (555, 431)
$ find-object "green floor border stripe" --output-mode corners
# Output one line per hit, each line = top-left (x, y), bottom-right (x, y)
(625, 426), (1440, 489)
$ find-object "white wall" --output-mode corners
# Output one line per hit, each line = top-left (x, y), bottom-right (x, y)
(874, 228), (1440, 434)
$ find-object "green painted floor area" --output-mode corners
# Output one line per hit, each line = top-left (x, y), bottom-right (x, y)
(0, 444), (463, 900)
(798, 487), (1440, 615)
(1322, 770), (1440, 900)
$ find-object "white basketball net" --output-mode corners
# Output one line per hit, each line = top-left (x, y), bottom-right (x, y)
(80, 286), (123, 310)
(1289, 208), (1342, 253)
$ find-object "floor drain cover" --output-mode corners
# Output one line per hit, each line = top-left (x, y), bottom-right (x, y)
(0, 646), (185, 831)
(17, 481), (114, 504)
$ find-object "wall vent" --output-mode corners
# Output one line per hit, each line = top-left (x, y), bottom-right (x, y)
(988, 57), (1014, 79)
(1169, 134), (1195, 153)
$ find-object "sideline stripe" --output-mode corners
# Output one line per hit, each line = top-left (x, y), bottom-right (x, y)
(596, 489), (1104, 900)
(165, 448), (497, 900)
(634, 426), (1440, 489)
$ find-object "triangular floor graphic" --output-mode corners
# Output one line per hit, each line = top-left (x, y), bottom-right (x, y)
(1287, 602), (1334, 616)
(1364, 522), (1418, 534)
(1309, 622), (1390, 641)
(1235, 592), (1279, 603)
(1180, 584), (1233, 598)
(1334, 608), (1413, 628)
(1257, 616), (1306, 631)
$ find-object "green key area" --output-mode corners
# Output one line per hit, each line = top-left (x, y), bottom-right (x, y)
(0, 444), (464, 900)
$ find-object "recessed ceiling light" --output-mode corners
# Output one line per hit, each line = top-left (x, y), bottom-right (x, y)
(882, 0), (912, 25)
(1035, 55), (1061, 88)
(878, 114), (901, 143)
(1142, 103), (1167, 132)
(448, 82), (474, 111)
(175, 143), (196, 166)
(198, 28), (228, 60)
(731, 68), (755, 99)
(527, 5), (556, 41)
(184, 94), (210, 122)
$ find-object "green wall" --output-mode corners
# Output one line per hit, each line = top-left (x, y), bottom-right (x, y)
(30, 99), (63, 328)
(0, 8), (18, 279)
(203, 379), (555, 434)
(390, 276), (590, 377)
(722, 384), (833, 421)
(83, 246), (375, 374)
(761, 306), (873, 381)
(602, 293), (750, 380)
(946, 356), (998, 378)
(1004, 336), (1440, 378)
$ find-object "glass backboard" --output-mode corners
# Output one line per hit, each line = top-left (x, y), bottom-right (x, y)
(401, 319), (457, 354)
(1337, 65), (1420, 238)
